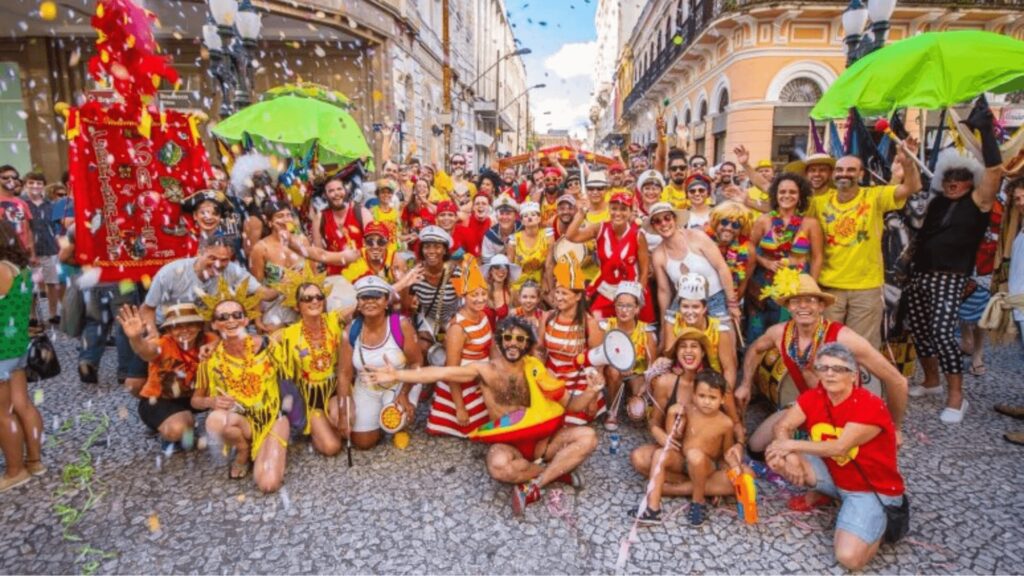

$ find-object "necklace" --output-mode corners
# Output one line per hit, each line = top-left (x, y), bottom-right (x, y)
(302, 314), (334, 373)
(768, 211), (802, 252)
(213, 337), (262, 399)
(784, 320), (827, 370)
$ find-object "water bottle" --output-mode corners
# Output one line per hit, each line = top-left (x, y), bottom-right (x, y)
(609, 433), (620, 455)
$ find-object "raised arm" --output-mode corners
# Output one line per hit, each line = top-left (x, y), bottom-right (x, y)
(734, 145), (772, 193)
(893, 137), (921, 202)
(565, 204), (600, 243)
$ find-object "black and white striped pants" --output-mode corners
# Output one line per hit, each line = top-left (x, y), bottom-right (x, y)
(906, 270), (968, 375)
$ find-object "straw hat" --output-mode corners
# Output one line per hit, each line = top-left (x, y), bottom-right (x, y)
(776, 273), (836, 307)
(642, 202), (687, 234)
(160, 303), (204, 329)
(784, 153), (836, 176)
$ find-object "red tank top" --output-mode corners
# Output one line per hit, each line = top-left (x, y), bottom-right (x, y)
(323, 207), (364, 275)
(779, 320), (844, 394)
(592, 221), (640, 293)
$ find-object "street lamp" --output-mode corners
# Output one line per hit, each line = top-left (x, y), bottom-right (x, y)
(468, 47), (532, 91)
(843, 0), (896, 66)
(204, 0), (262, 117)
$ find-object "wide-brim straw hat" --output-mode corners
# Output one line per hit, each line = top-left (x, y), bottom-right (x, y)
(777, 274), (837, 308)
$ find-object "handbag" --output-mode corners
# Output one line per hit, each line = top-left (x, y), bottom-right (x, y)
(823, 399), (910, 544)
(26, 334), (62, 382)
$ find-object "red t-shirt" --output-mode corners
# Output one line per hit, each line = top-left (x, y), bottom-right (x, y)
(452, 216), (491, 258)
(798, 386), (904, 496)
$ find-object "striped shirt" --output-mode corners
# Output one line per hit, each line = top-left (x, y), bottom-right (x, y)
(411, 264), (461, 333)
(543, 314), (606, 425)
(426, 311), (491, 437)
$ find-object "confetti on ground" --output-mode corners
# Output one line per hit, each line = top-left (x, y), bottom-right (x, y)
(236, 494), (246, 503)
(33, 389), (44, 405)
(147, 515), (160, 533)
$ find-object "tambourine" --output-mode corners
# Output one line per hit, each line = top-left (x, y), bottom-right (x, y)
(379, 402), (407, 434)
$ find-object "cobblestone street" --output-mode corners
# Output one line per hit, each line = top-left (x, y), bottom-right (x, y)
(1, 334), (1022, 574)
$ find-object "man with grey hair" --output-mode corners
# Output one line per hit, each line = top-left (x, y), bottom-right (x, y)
(737, 274), (908, 459)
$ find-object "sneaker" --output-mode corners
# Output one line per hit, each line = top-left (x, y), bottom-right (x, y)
(688, 502), (707, 526)
(908, 384), (943, 398)
(556, 471), (584, 490)
(0, 469), (32, 493)
(994, 404), (1024, 420)
(160, 440), (178, 456)
(78, 362), (98, 385)
(635, 506), (662, 526)
(1004, 431), (1024, 446)
(939, 400), (969, 424)
(511, 482), (542, 517)
(25, 460), (46, 476)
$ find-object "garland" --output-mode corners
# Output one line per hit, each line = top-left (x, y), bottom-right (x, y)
(783, 318), (827, 370)
(764, 211), (803, 254)
(719, 237), (751, 284)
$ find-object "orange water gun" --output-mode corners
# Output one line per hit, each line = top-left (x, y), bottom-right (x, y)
(727, 468), (758, 524)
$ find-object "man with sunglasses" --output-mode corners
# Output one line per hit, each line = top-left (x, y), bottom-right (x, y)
(364, 315), (604, 516)
(904, 103), (1003, 424)
(140, 235), (278, 337)
(537, 167), (565, 226)
(688, 155), (709, 176)
(661, 150), (689, 210)
(0, 165), (34, 259)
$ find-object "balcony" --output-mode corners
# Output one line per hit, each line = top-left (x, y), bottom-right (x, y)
(620, 0), (1023, 114)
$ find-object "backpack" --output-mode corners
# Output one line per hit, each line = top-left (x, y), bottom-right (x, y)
(348, 313), (404, 349)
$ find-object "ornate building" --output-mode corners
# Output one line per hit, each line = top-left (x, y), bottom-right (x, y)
(600, 0), (1024, 165)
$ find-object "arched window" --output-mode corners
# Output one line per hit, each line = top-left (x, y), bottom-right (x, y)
(698, 100), (708, 122)
(779, 77), (823, 103)
(684, 108), (692, 126)
(717, 89), (729, 112)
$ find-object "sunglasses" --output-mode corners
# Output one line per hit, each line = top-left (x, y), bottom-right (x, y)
(0, 175), (15, 181)
(814, 364), (854, 375)
(718, 219), (742, 230)
(357, 293), (386, 301)
(501, 333), (528, 344)
(365, 238), (387, 247)
(299, 293), (325, 303)
(214, 311), (245, 322)
(688, 187), (708, 195)
(669, 165), (687, 172)
(451, 161), (465, 166)
(650, 214), (675, 226)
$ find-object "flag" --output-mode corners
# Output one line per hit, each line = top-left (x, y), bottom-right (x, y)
(809, 118), (825, 155)
(847, 107), (890, 184)
(828, 120), (845, 159)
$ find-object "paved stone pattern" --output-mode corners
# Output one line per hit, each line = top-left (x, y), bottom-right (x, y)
(2, 331), (1023, 574)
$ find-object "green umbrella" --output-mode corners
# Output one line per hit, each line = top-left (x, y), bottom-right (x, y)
(811, 31), (1024, 120)
(212, 93), (373, 168)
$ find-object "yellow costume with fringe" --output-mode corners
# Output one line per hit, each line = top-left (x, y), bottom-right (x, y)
(274, 310), (343, 435)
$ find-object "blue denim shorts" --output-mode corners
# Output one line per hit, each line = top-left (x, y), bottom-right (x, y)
(807, 455), (904, 544)
(0, 354), (27, 381)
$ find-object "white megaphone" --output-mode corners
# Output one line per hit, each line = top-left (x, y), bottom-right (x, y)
(574, 329), (636, 373)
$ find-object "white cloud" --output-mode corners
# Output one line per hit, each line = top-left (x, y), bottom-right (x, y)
(531, 93), (591, 136)
(543, 41), (598, 79)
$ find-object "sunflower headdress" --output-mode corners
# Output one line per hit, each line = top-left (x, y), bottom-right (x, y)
(759, 266), (801, 303)
(278, 261), (333, 310)
(197, 277), (263, 321)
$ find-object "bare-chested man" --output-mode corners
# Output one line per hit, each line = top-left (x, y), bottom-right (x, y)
(365, 316), (602, 516)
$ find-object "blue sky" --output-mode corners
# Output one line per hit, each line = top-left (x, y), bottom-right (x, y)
(505, 1), (598, 138)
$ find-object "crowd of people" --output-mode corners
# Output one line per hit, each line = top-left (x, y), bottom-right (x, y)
(1, 96), (1023, 570)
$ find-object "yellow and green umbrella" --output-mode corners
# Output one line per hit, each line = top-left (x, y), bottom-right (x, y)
(811, 31), (1024, 120)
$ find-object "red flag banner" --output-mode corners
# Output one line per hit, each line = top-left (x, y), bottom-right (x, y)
(67, 101), (211, 281)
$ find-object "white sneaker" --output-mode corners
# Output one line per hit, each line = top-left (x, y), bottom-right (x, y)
(908, 384), (944, 398)
(940, 400), (969, 424)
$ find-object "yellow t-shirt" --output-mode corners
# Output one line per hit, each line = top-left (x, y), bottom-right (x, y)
(427, 186), (449, 204)
(808, 185), (904, 290)
(661, 183), (688, 210)
(746, 187), (769, 213)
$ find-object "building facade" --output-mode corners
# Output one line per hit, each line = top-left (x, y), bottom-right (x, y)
(0, 0), (525, 180)
(602, 0), (1024, 165)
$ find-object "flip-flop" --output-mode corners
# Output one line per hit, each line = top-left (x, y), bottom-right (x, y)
(969, 362), (987, 376)
(228, 460), (250, 480)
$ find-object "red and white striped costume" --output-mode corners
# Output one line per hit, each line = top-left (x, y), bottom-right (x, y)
(543, 315), (606, 425)
(426, 311), (492, 437)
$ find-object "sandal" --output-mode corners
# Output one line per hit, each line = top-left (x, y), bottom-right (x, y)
(228, 460), (250, 480)
(787, 491), (832, 512)
(969, 361), (987, 377)
(604, 416), (619, 432)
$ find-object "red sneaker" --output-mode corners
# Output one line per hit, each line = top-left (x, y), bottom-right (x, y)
(511, 482), (542, 517)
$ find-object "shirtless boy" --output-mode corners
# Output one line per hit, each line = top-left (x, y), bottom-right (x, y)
(638, 371), (745, 526)
(365, 316), (603, 516)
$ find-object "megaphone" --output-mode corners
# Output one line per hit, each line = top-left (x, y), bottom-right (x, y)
(574, 329), (636, 373)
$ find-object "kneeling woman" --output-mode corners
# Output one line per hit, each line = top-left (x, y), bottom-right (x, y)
(337, 276), (422, 449)
(193, 279), (288, 492)
(273, 264), (346, 456)
(767, 343), (906, 571)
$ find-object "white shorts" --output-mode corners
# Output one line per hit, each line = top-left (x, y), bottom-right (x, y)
(32, 254), (59, 285)
(352, 382), (422, 433)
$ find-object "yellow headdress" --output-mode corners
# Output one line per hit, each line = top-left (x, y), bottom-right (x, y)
(553, 253), (586, 291)
(452, 255), (488, 297)
(197, 277), (262, 322)
(279, 261), (333, 310)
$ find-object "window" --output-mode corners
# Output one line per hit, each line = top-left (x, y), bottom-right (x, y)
(699, 100), (708, 122)
(684, 109), (692, 125)
(717, 89), (729, 113)
(0, 63), (30, 174)
(779, 78), (823, 103)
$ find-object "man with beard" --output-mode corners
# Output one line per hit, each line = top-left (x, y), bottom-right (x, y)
(441, 153), (477, 209)
(608, 162), (628, 193)
(661, 150), (689, 209)
(537, 167), (564, 226)
(364, 316), (602, 516)
(500, 166), (529, 203)
(311, 174), (373, 276)
(806, 144), (920, 349)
